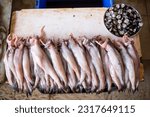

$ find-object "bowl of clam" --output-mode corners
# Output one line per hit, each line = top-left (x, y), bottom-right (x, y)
(104, 3), (143, 37)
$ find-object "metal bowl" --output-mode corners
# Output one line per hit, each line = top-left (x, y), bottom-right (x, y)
(104, 3), (143, 37)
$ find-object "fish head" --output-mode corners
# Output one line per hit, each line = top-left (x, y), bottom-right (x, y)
(14, 36), (24, 48)
(13, 34), (21, 47)
(69, 33), (79, 45)
(96, 37), (108, 49)
(6, 34), (14, 47)
(26, 36), (32, 46)
(122, 34), (132, 46)
(114, 41), (122, 50)
(45, 40), (54, 48)
(63, 39), (69, 46)
(29, 36), (39, 45)
(79, 36), (89, 46)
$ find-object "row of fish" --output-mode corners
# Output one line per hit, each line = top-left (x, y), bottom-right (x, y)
(3, 33), (140, 96)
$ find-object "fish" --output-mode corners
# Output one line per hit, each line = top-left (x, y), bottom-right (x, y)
(32, 51), (49, 94)
(13, 37), (25, 91)
(61, 40), (80, 82)
(97, 37), (125, 88)
(33, 62), (44, 89)
(109, 61), (122, 90)
(22, 46), (34, 93)
(45, 40), (68, 88)
(84, 44), (99, 92)
(87, 42), (106, 91)
(100, 47), (112, 92)
(115, 41), (135, 91)
(49, 77), (55, 93)
(69, 34), (91, 85)
(23, 80), (31, 96)
(44, 74), (50, 93)
(29, 37), (63, 90)
(4, 34), (18, 90)
(123, 35), (140, 90)
(67, 64), (77, 92)
(7, 48), (19, 90)
(3, 49), (17, 90)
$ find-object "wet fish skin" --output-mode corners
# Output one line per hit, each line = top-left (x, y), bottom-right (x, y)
(96, 39), (122, 90)
(61, 41), (80, 82)
(13, 43), (24, 91)
(115, 41), (136, 91)
(29, 37), (63, 89)
(69, 35), (91, 84)
(97, 38), (125, 87)
(46, 41), (68, 87)
(67, 61), (77, 92)
(85, 45), (99, 92)
(101, 47), (112, 92)
(22, 47), (34, 93)
(123, 35), (140, 90)
(3, 50), (17, 90)
(89, 42), (106, 91)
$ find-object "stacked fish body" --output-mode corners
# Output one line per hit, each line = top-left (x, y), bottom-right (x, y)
(3, 34), (140, 95)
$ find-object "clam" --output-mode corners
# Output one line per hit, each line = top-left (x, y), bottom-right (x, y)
(104, 3), (143, 37)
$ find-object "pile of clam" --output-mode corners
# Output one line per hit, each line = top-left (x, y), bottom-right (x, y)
(104, 3), (143, 37)
(4, 33), (140, 95)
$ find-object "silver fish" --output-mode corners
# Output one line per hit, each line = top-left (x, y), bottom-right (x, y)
(22, 46), (33, 93)
(29, 37), (63, 90)
(115, 41), (135, 91)
(3, 49), (17, 89)
(61, 40), (80, 82)
(101, 47), (112, 92)
(85, 44), (99, 92)
(45, 40), (68, 87)
(13, 40), (24, 91)
(97, 38), (125, 87)
(69, 35), (91, 85)
(123, 35), (140, 89)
